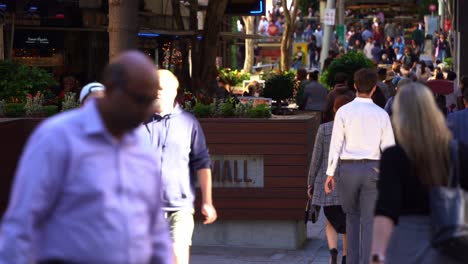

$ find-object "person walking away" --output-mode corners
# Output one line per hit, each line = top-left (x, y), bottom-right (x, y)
(302, 71), (328, 111)
(308, 95), (353, 264)
(322, 73), (355, 123)
(0, 51), (173, 264)
(325, 68), (395, 264)
(448, 87), (468, 145)
(371, 82), (468, 264)
(146, 69), (217, 264)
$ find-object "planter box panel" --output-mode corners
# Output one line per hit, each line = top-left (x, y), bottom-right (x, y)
(264, 154), (309, 166)
(264, 166), (308, 177)
(204, 133), (308, 145)
(208, 144), (308, 155)
(197, 114), (320, 221)
(201, 121), (308, 134)
(264, 177), (305, 188)
(0, 119), (43, 216)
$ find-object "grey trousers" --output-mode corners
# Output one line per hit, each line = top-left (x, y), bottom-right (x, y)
(337, 160), (379, 264)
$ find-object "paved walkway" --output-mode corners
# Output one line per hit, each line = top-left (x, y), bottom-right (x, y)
(191, 211), (345, 264)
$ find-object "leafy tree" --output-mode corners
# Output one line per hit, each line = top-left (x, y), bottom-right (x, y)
(319, 52), (374, 90)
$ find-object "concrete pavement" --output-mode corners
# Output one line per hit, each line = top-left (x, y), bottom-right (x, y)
(191, 211), (345, 264)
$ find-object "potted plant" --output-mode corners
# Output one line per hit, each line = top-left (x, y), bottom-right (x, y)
(262, 71), (295, 115)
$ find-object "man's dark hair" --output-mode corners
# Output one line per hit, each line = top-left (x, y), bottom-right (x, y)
(297, 68), (307, 80)
(436, 73), (444, 79)
(377, 68), (387, 77)
(463, 85), (468, 102)
(309, 70), (319, 81)
(354, 68), (378, 94)
(333, 72), (348, 86)
(446, 71), (457, 81)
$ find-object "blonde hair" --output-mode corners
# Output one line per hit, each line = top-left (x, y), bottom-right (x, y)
(392, 82), (452, 186)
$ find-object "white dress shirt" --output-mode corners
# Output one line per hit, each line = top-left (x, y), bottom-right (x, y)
(326, 97), (395, 176)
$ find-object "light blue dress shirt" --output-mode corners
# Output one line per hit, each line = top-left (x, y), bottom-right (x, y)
(0, 100), (172, 264)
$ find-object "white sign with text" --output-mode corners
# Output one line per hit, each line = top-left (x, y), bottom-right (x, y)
(210, 155), (264, 188)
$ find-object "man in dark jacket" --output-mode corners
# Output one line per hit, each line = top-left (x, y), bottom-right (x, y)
(146, 70), (217, 264)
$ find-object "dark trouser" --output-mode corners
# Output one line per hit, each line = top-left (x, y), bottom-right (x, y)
(337, 160), (379, 264)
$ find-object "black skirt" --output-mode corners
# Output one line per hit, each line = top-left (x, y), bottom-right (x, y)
(324, 205), (346, 234)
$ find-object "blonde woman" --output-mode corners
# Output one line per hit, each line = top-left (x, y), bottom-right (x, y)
(371, 82), (468, 264)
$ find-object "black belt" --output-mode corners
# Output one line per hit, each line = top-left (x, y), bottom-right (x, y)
(340, 159), (378, 163)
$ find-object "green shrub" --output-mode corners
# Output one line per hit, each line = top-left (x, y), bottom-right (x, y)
(192, 103), (214, 118)
(234, 101), (253, 118)
(43, 105), (59, 117)
(4, 103), (25, 117)
(247, 104), (271, 118)
(61, 92), (80, 112)
(217, 101), (235, 117)
(263, 72), (295, 101)
(24, 92), (45, 117)
(0, 99), (5, 117)
(320, 51), (374, 91)
(0, 60), (57, 100)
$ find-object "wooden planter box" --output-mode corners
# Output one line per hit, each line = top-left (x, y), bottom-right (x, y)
(196, 114), (320, 221)
(0, 118), (44, 216)
(0, 114), (321, 248)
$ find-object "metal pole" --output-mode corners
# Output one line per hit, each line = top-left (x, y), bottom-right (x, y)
(319, 0), (335, 71)
(337, 0), (344, 25)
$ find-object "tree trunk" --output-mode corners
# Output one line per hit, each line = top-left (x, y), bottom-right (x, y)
(280, 0), (298, 72)
(0, 23), (4, 60)
(171, 0), (192, 93)
(243, 16), (255, 73)
(108, 0), (139, 60)
(191, 0), (228, 99)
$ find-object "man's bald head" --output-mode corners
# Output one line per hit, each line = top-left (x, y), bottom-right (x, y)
(103, 51), (158, 92)
(98, 50), (158, 134)
(156, 69), (179, 91)
(154, 69), (180, 114)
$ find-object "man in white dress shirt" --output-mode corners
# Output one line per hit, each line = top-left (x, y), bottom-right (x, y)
(325, 68), (395, 264)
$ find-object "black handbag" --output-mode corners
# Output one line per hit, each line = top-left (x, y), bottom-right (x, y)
(430, 140), (468, 261)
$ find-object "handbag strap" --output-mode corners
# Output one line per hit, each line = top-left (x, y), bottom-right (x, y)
(448, 140), (460, 188)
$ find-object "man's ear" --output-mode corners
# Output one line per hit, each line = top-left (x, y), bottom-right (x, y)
(354, 83), (358, 91)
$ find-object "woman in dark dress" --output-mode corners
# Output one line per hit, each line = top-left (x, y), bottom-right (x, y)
(371, 82), (468, 264)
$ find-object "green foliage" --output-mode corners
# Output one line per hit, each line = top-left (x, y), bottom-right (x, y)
(61, 92), (80, 112)
(24, 92), (45, 117)
(0, 99), (5, 117)
(4, 103), (25, 117)
(218, 68), (251, 86)
(0, 60), (57, 100)
(320, 51), (374, 91)
(298, 0), (318, 17)
(295, 82), (307, 108)
(43, 105), (59, 117)
(234, 101), (253, 118)
(247, 104), (271, 118)
(444, 57), (453, 71)
(263, 71), (295, 101)
(216, 101), (235, 117)
(192, 102), (214, 118)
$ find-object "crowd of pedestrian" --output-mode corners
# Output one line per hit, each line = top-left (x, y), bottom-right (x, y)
(305, 63), (468, 264)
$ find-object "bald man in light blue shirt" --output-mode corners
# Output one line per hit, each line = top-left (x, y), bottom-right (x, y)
(0, 51), (172, 264)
